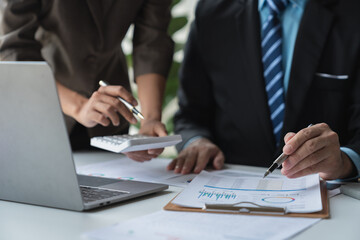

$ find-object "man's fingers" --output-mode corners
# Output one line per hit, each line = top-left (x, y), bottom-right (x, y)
(213, 151), (225, 170)
(174, 156), (185, 174)
(111, 99), (137, 124)
(194, 149), (213, 173)
(96, 87), (137, 124)
(180, 150), (198, 174)
(181, 152), (198, 174)
(167, 159), (177, 170)
(169, 139), (224, 174)
(92, 101), (120, 126)
(284, 159), (327, 179)
(88, 110), (110, 127)
(148, 148), (163, 156)
(283, 124), (323, 155)
(91, 90), (137, 124)
(283, 136), (327, 170)
(282, 148), (327, 177)
(98, 85), (137, 106)
(284, 132), (296, 144)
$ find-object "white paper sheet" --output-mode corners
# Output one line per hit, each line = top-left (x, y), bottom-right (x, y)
(76, 156), (196, 188)
(215, 169), (281, 178)
(172, 171), (322, 213)
(84, 210), (321, 240)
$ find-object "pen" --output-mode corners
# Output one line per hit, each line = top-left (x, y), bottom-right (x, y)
(263, 124), (313, 178)
(99, 80), (144, 120)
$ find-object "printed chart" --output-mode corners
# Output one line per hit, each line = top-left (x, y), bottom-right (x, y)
(172, 171), (322, 213)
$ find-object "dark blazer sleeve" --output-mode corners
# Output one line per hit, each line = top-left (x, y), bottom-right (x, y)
(132, 0), (174, 78)
(0, 0), (43, 61)
(346, 57), (360, 154)
(174, 19), (216, 151)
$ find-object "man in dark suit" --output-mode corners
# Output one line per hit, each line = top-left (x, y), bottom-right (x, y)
(169, 0), (360, 180)
(0, 0), (174, 161)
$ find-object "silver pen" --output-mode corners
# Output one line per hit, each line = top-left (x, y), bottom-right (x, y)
(263, 153), (288, 178)
(99, 80), (145, 120)
(263, 124), (313, 178)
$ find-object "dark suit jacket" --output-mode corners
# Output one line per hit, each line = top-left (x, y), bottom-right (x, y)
(0, 0), (174, 137)
(174, 0), (360, 167)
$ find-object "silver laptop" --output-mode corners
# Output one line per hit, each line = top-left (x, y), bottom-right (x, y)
(0, 62), (168, 211)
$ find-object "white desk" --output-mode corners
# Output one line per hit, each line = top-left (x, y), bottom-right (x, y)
(1, 151), (359, 240)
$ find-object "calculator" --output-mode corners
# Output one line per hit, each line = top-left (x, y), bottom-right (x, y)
(90, 134), (182, 153)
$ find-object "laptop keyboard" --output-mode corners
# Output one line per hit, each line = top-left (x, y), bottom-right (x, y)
(80, 186), (128, 203)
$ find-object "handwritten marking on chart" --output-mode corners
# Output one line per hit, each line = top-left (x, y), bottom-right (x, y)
(198, 189), (237, 201)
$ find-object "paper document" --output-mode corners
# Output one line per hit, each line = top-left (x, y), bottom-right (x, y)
(84, 210), (321, 240)
(215, 169), (281, 178)
(76, 156), (195, 188)
(172, 171), (322, 213)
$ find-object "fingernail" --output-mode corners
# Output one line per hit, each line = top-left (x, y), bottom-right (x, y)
(132, 100), (138, 106)
(131, 118), (137, 124)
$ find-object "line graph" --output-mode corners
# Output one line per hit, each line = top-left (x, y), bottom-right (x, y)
(198, 189), (237, 201)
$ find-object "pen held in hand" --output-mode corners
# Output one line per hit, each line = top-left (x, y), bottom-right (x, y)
(263, 153), (288, 178)
(99, 80), (145, 120)
(263, 124), (313, 178)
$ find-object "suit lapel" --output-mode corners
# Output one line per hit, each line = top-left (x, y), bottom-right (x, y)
(235, 0), (276, 151)
(284, 0), (335, 133)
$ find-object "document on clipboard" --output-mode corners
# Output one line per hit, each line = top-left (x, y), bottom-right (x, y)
(165, 171), (328, 218)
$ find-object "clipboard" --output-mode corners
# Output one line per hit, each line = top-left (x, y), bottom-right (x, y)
(164, 180), (329, 218)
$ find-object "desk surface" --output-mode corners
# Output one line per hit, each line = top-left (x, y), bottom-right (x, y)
(1, 151), (359, 240)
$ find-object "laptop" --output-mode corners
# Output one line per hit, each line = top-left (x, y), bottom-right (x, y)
(0, 62), (168, 211)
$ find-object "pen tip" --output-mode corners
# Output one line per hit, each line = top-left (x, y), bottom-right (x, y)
(263, 171), (269, 179)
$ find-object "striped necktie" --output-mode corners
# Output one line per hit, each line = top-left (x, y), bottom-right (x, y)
(261, 0), (288, 145)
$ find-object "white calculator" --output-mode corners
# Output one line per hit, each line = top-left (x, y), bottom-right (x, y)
(90, 134), (182, 153)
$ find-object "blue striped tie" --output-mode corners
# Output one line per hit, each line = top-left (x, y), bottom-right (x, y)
(261, 0), (288, 145)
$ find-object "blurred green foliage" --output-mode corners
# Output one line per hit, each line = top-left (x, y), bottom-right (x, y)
(163, 0), (188, 133)
(128, 0), (188, 134)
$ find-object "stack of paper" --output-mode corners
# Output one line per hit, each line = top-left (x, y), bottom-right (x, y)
(172, 171), (323, 213)
(76, 157), (196, 188)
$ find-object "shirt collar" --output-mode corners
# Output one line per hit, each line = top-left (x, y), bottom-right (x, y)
(258, 0), (308, 12)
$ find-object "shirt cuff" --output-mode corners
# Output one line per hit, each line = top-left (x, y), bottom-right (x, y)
(182, 136), (204, 150)
(338, 147), (360, 181)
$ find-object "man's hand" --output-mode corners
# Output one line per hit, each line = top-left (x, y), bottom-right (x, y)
(281, 123), (355, 180)
(74, 85), (138, 128)
(167, 138), (225, 174)
(124, 119), (167, 162)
